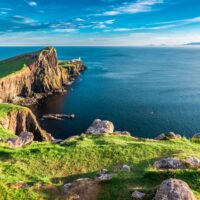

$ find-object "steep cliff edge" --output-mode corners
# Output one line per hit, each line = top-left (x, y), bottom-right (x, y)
(0, 47), (85, 103)
(0, 103), (53, 141)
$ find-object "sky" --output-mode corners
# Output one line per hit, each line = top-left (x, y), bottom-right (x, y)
(0, 0), (200, 46)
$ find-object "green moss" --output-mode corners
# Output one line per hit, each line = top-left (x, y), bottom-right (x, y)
(0, 135), (199, 199)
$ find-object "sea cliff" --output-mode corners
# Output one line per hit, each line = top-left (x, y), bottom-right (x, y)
(0, 47), (85, 104)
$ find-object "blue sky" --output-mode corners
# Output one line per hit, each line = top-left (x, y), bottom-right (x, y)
(0, 0), (200, 46)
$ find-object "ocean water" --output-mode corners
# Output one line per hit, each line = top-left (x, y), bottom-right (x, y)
(1, 46), (200, 139)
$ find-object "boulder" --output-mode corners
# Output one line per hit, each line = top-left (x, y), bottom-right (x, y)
(155, 132), (182, 140)
(154, 179), (196, 200)
(185, 157), (200, 169)
(86, 119), (114, 134)
(154, 157), (185, 169)
(7, 132), (34, 148)
(132, 191), (146, 199)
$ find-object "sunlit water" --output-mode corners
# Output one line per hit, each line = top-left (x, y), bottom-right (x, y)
(1, 46), (200, 139)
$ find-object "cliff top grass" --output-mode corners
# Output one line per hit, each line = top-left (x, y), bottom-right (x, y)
(0, 134), (199, 199)
(0, 47), (54, 78)
(0, 103), (25, 118)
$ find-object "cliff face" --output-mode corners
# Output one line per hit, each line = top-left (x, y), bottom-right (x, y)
(0, 47), (68, 103)
(0, 106), (53, 141)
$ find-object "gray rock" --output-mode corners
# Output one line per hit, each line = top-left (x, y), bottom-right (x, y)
(52, 139), (64, 144)
(154, 179), (196, 200)
(185, 157), (200, 169)
(115, 131), (131, 136)
(155, 132), (182, 140)
(86, 119), (114, 134)
(97, 168), (108, 176)
(154, 157), (185, 169)
(63, 183), (72, 193)
(116, 164), (131, 172)
(132, 191), (146, 199)
(97, 173), (114, 181)
(7, 132), (34, 148)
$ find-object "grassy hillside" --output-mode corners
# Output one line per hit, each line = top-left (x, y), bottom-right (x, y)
(0, 135), (199, 200)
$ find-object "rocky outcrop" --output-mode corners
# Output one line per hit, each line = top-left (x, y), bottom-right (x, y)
(0, 47), (85, 103)
(154, 179), (196, 200)
(7, 131), (34, 148)
(0, 106), (53, 141)
(86, 119), (114, 134)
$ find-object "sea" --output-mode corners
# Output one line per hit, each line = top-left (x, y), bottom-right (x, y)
(1, 46), (200, 139)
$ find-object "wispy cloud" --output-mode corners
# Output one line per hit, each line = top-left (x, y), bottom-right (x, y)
(97, 0), (164, 16)
(53, 28), (78, 33)
(109, 16), (200, 32)
(74, 18), (85, 22)
(25, 1), (37, 7)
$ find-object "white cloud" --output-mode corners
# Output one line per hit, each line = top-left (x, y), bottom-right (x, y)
(97, 0), (164, 16)
(26, 1), (37, 7)
(104, 19), (115, 24)
(75, 18), (85, 22)
(53, 28), (78, 33)
(12, 15), (36, 24)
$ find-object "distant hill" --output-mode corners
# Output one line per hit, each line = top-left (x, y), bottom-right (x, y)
(185, 42), (200, 46)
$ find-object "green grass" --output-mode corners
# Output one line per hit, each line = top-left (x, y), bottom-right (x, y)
(59, 60), (82, 68)
(0, 56), (36, 78)
(0, 103), (24, 118)
(0, 135), (199, 199)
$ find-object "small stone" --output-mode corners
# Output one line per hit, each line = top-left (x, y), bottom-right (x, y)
(97, 169), (108, 176)
(52, 139), (64, 144)
(63, 183), (72, 193)
(185, 157), (200, 169)
(116, 164), (131, 172)
(132, 191), (146, 199)
(97, 174), (114, 181)
(154, 157), (185, 169)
